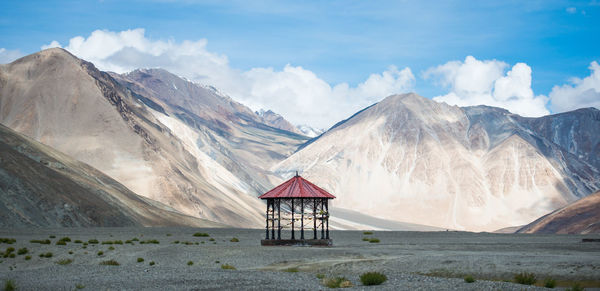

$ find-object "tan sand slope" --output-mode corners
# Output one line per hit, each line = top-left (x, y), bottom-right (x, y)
(0, 123), (224, 227)
(518, 191), (600, 234)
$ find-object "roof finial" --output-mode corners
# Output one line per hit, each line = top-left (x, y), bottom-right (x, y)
(295, 170), (299, 177)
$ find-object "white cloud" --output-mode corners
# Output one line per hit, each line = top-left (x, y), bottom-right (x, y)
(41, 40), (61, 50)
(0, 48), (24, 64)
(424, 56), (549, 117)
(42, 28), (414, 128)
(549, 61), (600, 112)
(566, 7), (577, 13)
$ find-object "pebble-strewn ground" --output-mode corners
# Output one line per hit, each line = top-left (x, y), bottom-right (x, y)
(0, 228), (599, 290)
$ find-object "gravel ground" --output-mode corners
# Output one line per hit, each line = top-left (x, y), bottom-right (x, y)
(0, 228), (599, 290)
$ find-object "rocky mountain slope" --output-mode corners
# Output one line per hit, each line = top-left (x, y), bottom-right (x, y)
(0, 48), (307, 227)
(517, 191), (600, 234)
(274, 93), (600, 231)
(0, 123), (223, 227)
(256, 109), (304, 136)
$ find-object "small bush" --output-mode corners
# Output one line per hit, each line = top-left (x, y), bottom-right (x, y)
(5, 247), (15, 253)
(8, 253), (15, 258)
(209, 238), (215, 241)
(283, 267), (299, 272)
(149, 261), (155, 266)
(323, 277), (352, 288)
(97, 251), (104, 256)
(141, 239), (159, 244)
(49, 235), (56, 239)
(514, 272), (537, 285)
(57, 258), (73, 265)
(215, 260), (220, 264)
(363, 231), (373, 235)
(114, 240), (123, 245)
(24, 255), (31, 260)
(4, 279), (16, 291)
(56, 240), (67, 246)
(544, 278), (557, 288)
(368, 238), (380, 243)
(193, 232), (209, 237)
(464, 275), (475, 283)
(316, 273), (326, 279)
(17, 248), (28, 255)
(137, 257), (144, 262)
(187, 261), (194, 266)
(59, 237), (71, 242)
(566, 283), (584, 291)
(75, 284), (85, 289)
(125, 240), (133, 244)
(44, 252), (53, 258)
(30, 239), (51, 244)
(74, 240), (83, 244)
(230, 237), (240, 242)
(88, 239), (99, 244)
(221, 264), (236, 270)
(173, 241), (180, 244)
(99, 259), (120, 266)
(68, 251), (73, 254)
(360, 272), (387, 286)
(108, 246), (115, 251)
(362, 237), (370, 241)
(166, 233), (172, 237)
(131, 238), (139, 242)
(0, 238), (16, 244)
(83, 242), (88, 246)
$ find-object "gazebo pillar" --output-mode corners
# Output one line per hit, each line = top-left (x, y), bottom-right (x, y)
(325, 199), (330, 239)
(321, 198), (325, 239)
(291, 198), (295, 239)
(277, 199), (281, 239)
(271, 199), (275, 239)
(265, 199), (270, 240)
(313, 198), (317, 239)
(300, 198), (305, 239)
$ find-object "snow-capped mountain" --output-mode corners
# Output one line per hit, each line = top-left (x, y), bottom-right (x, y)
(274, 93), (600, 232)
(255, 109), (305, 135)
(296, 124), (324, 138)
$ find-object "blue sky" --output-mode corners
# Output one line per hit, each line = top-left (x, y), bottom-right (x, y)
(1, 0), (599, 127)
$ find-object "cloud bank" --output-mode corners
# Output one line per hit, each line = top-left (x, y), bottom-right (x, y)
(549, 61), (600, 112)
(424, 56), (550, 117)
(0, 48), (24, 64)
(42, 29), (414, 128)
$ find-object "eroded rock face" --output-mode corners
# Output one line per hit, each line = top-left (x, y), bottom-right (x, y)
(0, 49), (307, 227)
(275, 93), (600, 231)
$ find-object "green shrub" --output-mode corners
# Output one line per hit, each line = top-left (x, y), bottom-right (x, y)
(141, 239), (159, 244)
(30, 239), (51, 244)
(363, 231), (373, 235)
(114, 240), (123, 245)
(8, 253), (15, 258)
(173, 241), (180, 244)
(360, 272), (387, 286)
(74, 240), (83, 244)
(215, 260), (220, 263)
(68, 251), (73, 255)
(59, 237), (71, 242)
(323, 277), (353, 288)
(75, 284), (85, 289)
(464, 275), (475, 283)
(97, 251), (103, 256)
(283, 267), (299, 272)
(514, 272), (536, 285)
(4, 279), (16, 291)
(362, 237), (370, 241)
(83, 242), (88, 246)
(56, 240), (67, 246)
(187, 261), (194, 266)
(566, 283), (584, 291)
(221, 264), (236, 270)
(149, 261), (155, 266)
(108, 246), (115, 251)
(88, 239), (99, 244)
(56, 258), (73, 265)
(24, 255), (31, 260)
(368, 238), (380, 243)
(99, 259), (119, 266)
(17, 248), (28, 255)
(316, 274), (326, 279)
(166, 233), (172, 237)
(132, 238), (139, 242)
(209, 238), (215, 241)
(544, 278), (557, 288)
(41, 252), (52, 258)
(137, 258), (144, 263)
(193, 232), (210, 237)
(125, 240), (132, 244)
(0, 238), (16, 244)
(230, 237), (239, 242)
(49, 235), (56, 239)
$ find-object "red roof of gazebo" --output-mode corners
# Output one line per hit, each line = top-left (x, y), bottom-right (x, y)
(259, 174), (336, 199)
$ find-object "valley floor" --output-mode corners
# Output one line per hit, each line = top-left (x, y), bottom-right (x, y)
(0, 228), (599, 290)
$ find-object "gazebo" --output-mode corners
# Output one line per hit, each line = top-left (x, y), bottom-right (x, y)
(258, 172), (336, 246)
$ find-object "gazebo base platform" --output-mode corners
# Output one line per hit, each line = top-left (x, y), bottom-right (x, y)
(261, 239), (332, 246)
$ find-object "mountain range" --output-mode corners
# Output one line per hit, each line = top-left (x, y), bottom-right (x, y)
(1, 48), (598, 232)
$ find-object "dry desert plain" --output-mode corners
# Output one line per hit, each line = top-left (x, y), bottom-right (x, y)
(0, 228), (599, 290)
